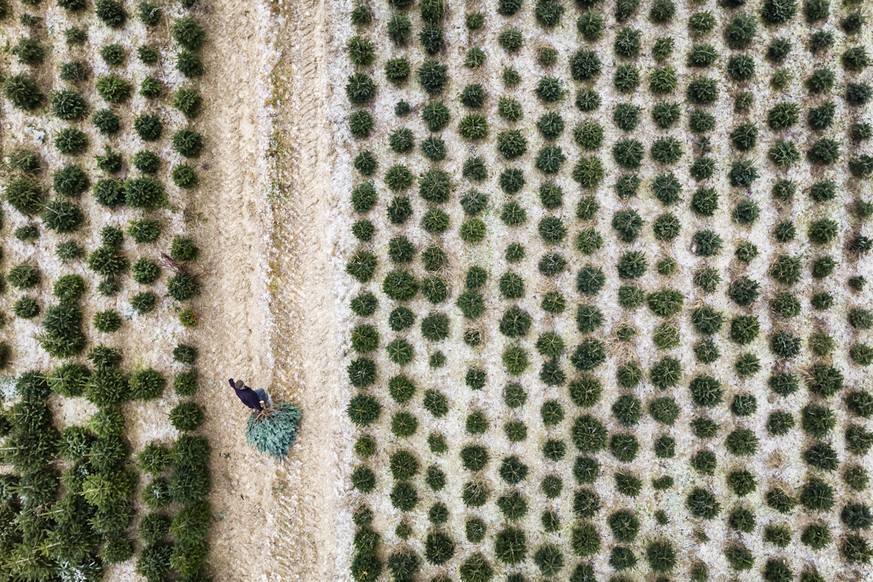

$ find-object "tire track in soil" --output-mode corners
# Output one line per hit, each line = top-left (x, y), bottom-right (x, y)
(192, 1), (278, 580)
(262, 0), (346, 580)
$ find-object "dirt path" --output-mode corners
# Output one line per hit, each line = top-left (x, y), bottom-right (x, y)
(261, 0), (349, 578)
(194, 0), (344, 580)
(193, 1), (280, 579)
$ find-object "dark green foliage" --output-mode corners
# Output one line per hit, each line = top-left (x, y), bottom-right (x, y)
(800, 477), (834, 512)
(725, 13), (757, 49)
(571, 414), (607, 452)
(166, 272), (200, 301)
(458, 444), (489, 474)
(52, 165), (90, 199)
(100, 43), (126, 68)
(649, 0), (675, 23)
(169, 401), (204, 432)
(762, 559), (793, 582)
(171, 17), (206, 52)
(690, 186), (719, 217)
(94, 0), (127, 26)
(349, 110), (373, 138)
(652, 102), (680, 129)
(842, 506), (872, 531)
(7, 262), (40, 290)
(804, 441), (838, 470)
(690, 374), (723, 407)
(612, 394), (641, 426)
(806, 103), (835, 132)
(611, 208), (643, 242)
(14, 295), (40, 319)
(762, 0), (797, 23)
(51, 274), (85, 303)
(615, 174), (642, 204)
(647, 289), (683, 317)
(130, 368), (166, 400)
(688, 44), (718, 68)
(51, 89), (88, 121)
(847, 83), (872, 106)
(458, 553), (493, 582)
(96, 75), (133, 104)
(687, 77), (719, 105)
(610, 433), (639, 461)
(646, 540), (675, 573)
(569, 525), (601, 562)
(727, 469), (756, 496)
(806, 68), (835, 94)
(56, 128), (89, 156)
(134, 114), (163, 141)
(613, 139), (644, 170)
(723, 544), (754, 571)
(536, 145), (566, 174)
(536, 77), (565, 103)
(38, 301), (87, 358)
(806, 364), (843, 398)
(649, 397), (679, 425)
(847, 424), (873, 456)
(173, 129), (204, 158)
(42, 200), (83, 234)
(498, 27), (523, 53)
(615, 0), (640, 21)
(123, 176), (166, 210)
(615, 472), (641, 497)
(731, 123), (758, 151)
(846, 391), (873, 418)
(60, 60), (90, 83)
(609, 105), (640, 135)
(12, 37), (45, 67)
(614, 27), (641, 60)
(692, 449), (716, 475)
(653, 213), (680, 241)
(650, 137), (683, 164)
(347, 395), (380, 427)
(92, 310), (122, 334)
(687, 488), (720, 519)
(807, 138), (840, 165)
(849, 308), (873, 330)
(728, 276), (760, 306)
(726, 428), (758, 455)
(171, 164), (198, 189)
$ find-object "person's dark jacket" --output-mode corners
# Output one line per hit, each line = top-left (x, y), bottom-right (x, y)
(229, 379), (264, 411)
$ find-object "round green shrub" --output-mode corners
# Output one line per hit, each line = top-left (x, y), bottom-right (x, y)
(687, 487), (720, 519)
(172, 129), (204, 158)
(3, 74), (44, 110)
(168, 401), (204, 432)
(133, 114), (163, 141)
(130, 368), (166, 400)
(54, 128), (89, 156)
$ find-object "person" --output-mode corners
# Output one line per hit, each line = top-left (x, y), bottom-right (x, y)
(229, 378), (273, 414)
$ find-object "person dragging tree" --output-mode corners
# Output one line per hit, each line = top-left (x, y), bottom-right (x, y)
(229, 378), (273, 417)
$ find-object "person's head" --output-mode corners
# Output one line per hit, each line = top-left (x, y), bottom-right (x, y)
(229, 378), (247, 390)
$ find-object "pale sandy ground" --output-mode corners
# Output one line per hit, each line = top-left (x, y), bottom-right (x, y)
(194, 0), (345, 580)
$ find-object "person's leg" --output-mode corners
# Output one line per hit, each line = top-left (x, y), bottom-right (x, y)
(255, 388), (273, 409)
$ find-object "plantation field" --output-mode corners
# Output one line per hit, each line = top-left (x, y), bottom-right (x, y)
(2, 0), (873, 580)
(0, 0), (294, 579)
(333, 0), (873, 581)
(0, 0), (218, 577)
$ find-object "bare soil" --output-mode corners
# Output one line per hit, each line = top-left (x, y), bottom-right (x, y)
(193, 0), (345, 580)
